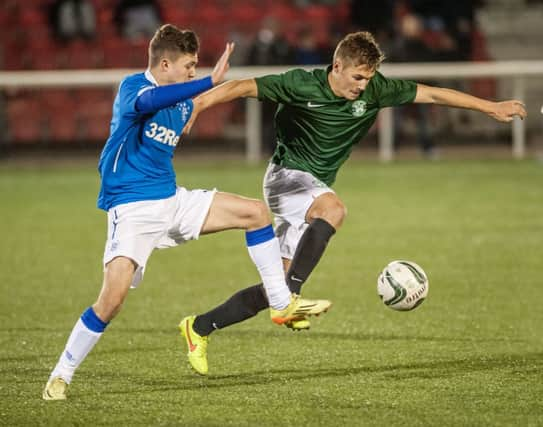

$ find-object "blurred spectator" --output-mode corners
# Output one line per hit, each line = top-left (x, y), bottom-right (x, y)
(406, 0), (484, 60)
(390, 13), (434, 62)
(247, 16), (294, 66)
(247, 16), (294, 154)
(225, 30), (252, 67)
(113, 0), (162, 40)
(49, 0), (96, 42)
(389, 13), (437, 158)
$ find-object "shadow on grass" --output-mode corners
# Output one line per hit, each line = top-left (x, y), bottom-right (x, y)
(0, 325), (526, 369)
(222, 329), (526, 343)
(98, 351), (543, 395)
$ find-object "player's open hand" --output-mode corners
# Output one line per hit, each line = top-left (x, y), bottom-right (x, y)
(488, 100), (527, 122)
(211, 42), (235, 85)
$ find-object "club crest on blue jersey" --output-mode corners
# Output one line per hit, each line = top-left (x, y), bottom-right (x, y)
(351, 100), (367, 117)
(179, 102), (191, 122)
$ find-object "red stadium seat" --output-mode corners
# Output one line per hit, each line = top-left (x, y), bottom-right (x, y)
(160, 0), (195, 11)
(304, 5), (332, 22)
(103, 38), (133, 68)
(198, 32), (230, 65)
(334, 0), (351, 23)
(82, 115), (111, 141)
(25, 38), (60, 70)
(75, 88), (113, 141)
(32, 89), (80, 142)
(266, 4), (300, 24)
(75, 88), (113, 107)
(18, 7), (47, 26)
(77, 93), (112, 121)
(3, 40), (28, 70)
(230, 5), (263, 33)
(10, 117), (44, 143)
(192, 5), (226, 28)
(37, 89), (74, 109)
(40, 93), (79, 142)
(48, 120), (79, 142)
(7, 95), (44, 142)
(126, 38), (148, 68)
(31, 50), (59, 70)
(65, 41), (103, 69)
(163, 8), (194, 28)
(302, 5), (333, 45)
(0, 8), (11, 38)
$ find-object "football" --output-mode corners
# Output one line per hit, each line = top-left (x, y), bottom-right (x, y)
(377, 260), (429, 311)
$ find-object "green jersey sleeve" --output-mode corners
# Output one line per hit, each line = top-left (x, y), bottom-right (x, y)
(255, 69), (311, 104)
(368, 72), (418, 108)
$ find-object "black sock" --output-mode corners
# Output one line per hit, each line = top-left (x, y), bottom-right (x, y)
(287, 218), (336, 294)
(191, 219), (335, 336)
(192, 284), (268, 336)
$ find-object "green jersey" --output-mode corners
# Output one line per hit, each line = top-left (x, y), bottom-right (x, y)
(255, 66), (417, 185)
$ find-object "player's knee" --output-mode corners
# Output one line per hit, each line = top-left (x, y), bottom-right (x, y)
(310, 198), (347, 229)
(245, 199), (271, 229)
(334, 201), (348, 226)
(326, 202), (347, 228)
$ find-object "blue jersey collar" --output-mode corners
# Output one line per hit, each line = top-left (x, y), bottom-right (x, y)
(145, 69), (159, 86)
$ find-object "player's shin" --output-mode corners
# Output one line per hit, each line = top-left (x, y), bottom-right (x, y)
(49, 307), (108, 384)
(245, 225), (291, 310)
(193, 284), (268, 336)
(287, 218), (336, 294)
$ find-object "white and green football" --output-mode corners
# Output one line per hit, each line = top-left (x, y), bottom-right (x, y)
(377, 260), (429, 311)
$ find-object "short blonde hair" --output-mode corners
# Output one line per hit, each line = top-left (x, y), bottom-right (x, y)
(333, 32), (385, 70)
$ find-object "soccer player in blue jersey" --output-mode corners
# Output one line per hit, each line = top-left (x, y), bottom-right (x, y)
(43, 24), (331, 400)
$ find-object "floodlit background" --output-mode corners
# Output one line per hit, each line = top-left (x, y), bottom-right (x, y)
(1, 0), (542, 159)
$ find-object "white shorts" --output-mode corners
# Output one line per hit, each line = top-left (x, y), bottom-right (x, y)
(263, 163), (333, 259)
(103, 187), (216, 288)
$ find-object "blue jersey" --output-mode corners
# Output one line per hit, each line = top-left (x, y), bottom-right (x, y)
(97, 70), (194, 211)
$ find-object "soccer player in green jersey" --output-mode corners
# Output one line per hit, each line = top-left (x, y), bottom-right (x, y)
(178, 31), (527, 374)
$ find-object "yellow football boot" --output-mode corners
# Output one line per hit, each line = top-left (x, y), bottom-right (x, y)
(179, 315), (209, 376)
(270, 294), (332, 325)
(285, 318), (312, 331)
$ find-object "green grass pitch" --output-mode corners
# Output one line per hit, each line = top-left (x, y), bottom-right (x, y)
(1, 158), (542, 426)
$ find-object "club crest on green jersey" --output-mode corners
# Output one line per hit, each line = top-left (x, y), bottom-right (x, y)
(351, 100), (367, 117)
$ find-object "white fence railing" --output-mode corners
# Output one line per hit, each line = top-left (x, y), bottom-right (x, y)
(2, 60), (542, 161)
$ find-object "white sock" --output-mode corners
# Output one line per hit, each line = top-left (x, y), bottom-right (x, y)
(50, 308), (107, 384)
(246, 226), (291, 310)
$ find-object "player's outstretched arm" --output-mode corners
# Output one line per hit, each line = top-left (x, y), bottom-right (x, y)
(414, 84), (527, 123)
(198, 79), (258, 110)
(185, 79), (258, 133)
(136, 43), (235, 115)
